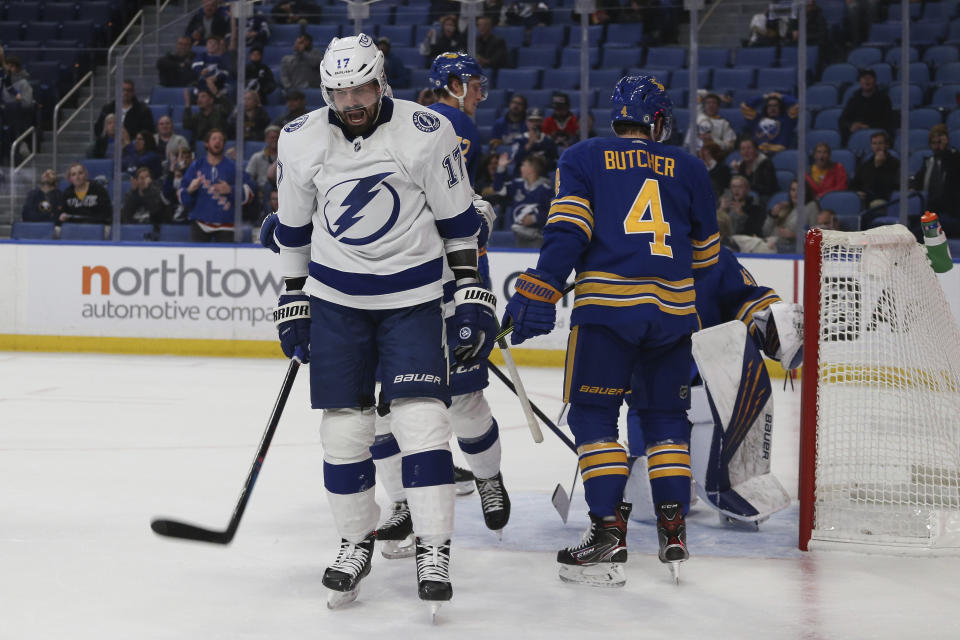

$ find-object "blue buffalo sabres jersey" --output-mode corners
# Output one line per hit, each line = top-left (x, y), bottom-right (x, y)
(538, 136), (720, 332)
(696, 246), (781, 341)
(430, 102), (481, 186)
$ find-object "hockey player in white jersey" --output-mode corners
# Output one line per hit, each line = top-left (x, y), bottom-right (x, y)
(271, 34), (495, 616)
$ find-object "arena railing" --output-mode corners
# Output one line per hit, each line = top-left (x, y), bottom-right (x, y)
(52, 72), (95, 176)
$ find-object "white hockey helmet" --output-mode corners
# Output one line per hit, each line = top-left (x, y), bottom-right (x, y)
(320, 33), (389, 119)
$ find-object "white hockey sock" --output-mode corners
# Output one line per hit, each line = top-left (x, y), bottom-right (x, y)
(372, 453), (406, 504)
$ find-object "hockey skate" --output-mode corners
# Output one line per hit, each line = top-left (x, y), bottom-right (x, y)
(415, 538), (452, 623)
(556, 502), (631, 588)
(454, 465), (475, 496)
(322, 533), (374, 609)
(375, 500), (415, 559)
(656, 502), (689, 584)
(475, 472), (511, 537)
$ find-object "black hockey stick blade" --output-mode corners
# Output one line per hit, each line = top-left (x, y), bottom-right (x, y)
(150, 359), (300, 545)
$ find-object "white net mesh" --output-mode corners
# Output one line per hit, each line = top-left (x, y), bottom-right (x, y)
(813, 225), (960, 549)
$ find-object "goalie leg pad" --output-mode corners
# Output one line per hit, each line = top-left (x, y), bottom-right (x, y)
(451, 391), (501, 480)
(321, 407), (380, 541)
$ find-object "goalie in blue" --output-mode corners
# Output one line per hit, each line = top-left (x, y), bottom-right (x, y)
(503, 75), (720, 587)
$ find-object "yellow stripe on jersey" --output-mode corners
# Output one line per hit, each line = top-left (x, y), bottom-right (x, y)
(582, 465), (630, 481)
(692, 233), (720, 269)
(578, 441), (623, 454)
(549, 202), (594, 221)
(691, 232), (720, 249)
(579, 452), (628, 470)
(546, 214), (592, 240)
(646, 453), (690, 466)
(648, 466), (693, 479)
(578, 441), (629, 482)
(575, 282), (696, 304)
(577, 271), (694, 289)
(647, 442), (689, 454)
(557, 195), (592, 210)
(736, 292), (781, 327)
(573, 295), (696, 315)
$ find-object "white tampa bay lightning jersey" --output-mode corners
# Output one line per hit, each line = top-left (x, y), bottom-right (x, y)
(274, 97), (480, 309)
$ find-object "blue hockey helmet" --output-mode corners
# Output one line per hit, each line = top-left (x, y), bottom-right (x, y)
(429, 52), (489, 102)
(610, 75), (674, 142)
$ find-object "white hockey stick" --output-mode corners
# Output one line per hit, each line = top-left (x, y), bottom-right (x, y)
(496, 331), (543, 443)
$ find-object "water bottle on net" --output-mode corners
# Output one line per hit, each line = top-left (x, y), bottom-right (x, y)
(921, 210), (953, 274)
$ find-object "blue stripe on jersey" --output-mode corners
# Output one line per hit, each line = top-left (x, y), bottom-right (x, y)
(370, 433), (401, 460)
(309, 257), (444, 296)
(402, 449), (455, 488)
(323, 458), (376, 494)
(435, 205), (480, 239)
(275, 221), (312, 248)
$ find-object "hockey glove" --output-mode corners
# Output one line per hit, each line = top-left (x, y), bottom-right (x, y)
(472, 194), (498, 235)
(274, 289), (311, 363)
(504, 269), (563, 345)
(753, 302), (804, 370)
(258, 212), (280, 254)
(453, 284), (498, 364)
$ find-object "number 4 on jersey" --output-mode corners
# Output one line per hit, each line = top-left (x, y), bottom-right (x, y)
(624, 178), (672, 258)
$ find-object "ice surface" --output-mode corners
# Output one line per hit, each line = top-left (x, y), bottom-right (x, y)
(1, 353), (958, 639)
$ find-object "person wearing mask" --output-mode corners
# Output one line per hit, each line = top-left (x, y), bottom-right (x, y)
(191, 34), (234, 104)
(493, 153), (553, 247)
(510, 107), (558, 176)
(21, 169), (63, 222)
(805, 142), (848, 199)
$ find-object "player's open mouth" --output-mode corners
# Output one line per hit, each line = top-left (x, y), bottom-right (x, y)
(344, 109), (367, 125)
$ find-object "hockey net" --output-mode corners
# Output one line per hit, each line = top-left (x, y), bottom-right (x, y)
(799, 225), (960, 553)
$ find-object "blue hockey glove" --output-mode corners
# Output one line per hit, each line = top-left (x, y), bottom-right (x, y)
(258, 212), (280, 254)
(274, 291), (310, 363)
(453, 284), (498, 364)
(503, 269), (563, 345)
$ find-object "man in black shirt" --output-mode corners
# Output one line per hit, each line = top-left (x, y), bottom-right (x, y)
(838, 68), (893, 145)
(852, 131), (899, 206)
(157, 37), (196, 87)
(910, 124), (960, 233)
(475, 16), (508, 70)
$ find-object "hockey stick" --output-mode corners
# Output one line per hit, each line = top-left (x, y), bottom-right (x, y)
(551, 464), (580, 524)
(487, 361), (576, 452)
(150, 359), (300, 545)
(495, 321), (543, 443)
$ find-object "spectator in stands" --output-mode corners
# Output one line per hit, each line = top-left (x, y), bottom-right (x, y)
(163, 145), (194, 223)
(805, 142), (848, 199)
(186, 0), (231, 45)
(227, 90), (270, 141)
(232, 9), (271, 48)
(271, 89), (308, 128)
(87, 113), (129, 159)
(60, 163), (112, 225)
(271, 1), (322, 24)
(788, 1), (829, 45)
(493, 152), (552, 247)
(474, 152), (504, 211)
(719, 175), (765, 237)
(0, 54), (34, 160)
(246, 124), (280, 196)
(157, 36), (196, 87)
(122, 130), (163, 180)
(245, 45), (277, 105)
(511, 107), (558, 176)
(910, 124), (960, 232)
(280, 34), (324, 90)
(122, 166), (170, 230)
(838, 68), (893, 145)
(571, 0), (617, 24)
(741, 91), (798, 155)
(852, 130), (898, 207)
(178, 129), (255, 242)
(95, 80), (156, 140)
(541, 92), (579, 140)
(845, 0), (878, 46)
(699, 141), (731, 200)
(764, 179), (819, 253)
(192, 35), (234, 105)
(420, 15), (467, 64)
(490, 94), (527, 151)
(695, 92), (737, 154)
(475, 16), (509, 69)
(155, 115), (188, 175)
(746, 6), (787, 47)
(416, 88), (437, 106)
(183, 86), (230, 144)
(730, 137), (778, 200)
(377, 37), (412, 90)
(504, 2), (551, 27)
(429, 1), (461, 23)
(21, 169), (63, 222)
(718, 209), (773, 254)
(815, 208), (840, 231)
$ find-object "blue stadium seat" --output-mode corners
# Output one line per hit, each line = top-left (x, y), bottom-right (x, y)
(831, 149), (857, 177)
(29, 21), (60, 42)
(151, 86), (186, 104)
(318, 3), (348, 25)
(898, 62), (931, 89)
(846, 47), (882, 67)
(736, 47), (776, 68)
(568, 25), (603, 47)
(517, 46), (558, 69)
(11, 221), (55, 240)
(779, 46), (818, 72)
(270, 24), (303, 45)
(819, 191), (862, 217)
(772, 150), (799, 172)
(806, 84), (838, 110)
(930, 84), (960, 108)
(847, 128), (886, 159)
(670, 88), (688, 110)
(757, 67), (796, 92)
(836, 214), (860, 231)
(262, 46), (287, 68)
(947, 21), (960, 45)
(530, 25), (567, 47)
(884, 46), (918, 66)
(0, 20), (22, 41)
(869, 62), (893, 87)
(698, 47), (730, 69)
(304, 24), (340, 48)
(910, 108), (942, 129)
(766, 191), (790, 212)
(303, 88), (325, 109)
(148, 104), (170, 123)
(911, 21), (947, 46)
(888, 83), (923, 109)
(673, 107), (690, 134)
(935, 61), (960, 84)
(377, 24), (413, 47)
(894, 128), (933, 152)
(947, 109), (960, 129)
(393, 46), (425, 68)
(671, 68), (710, 90)
(6, 3), (38, 21)
(498, 26), (526, 50)
(497, 68), (541, 90)
(885, 191), (925, 216)
(712, 68), (755, 90)
(775, 169), (794, 191)
(410, 68), (430, 90)
(159, 224), (191, 242)
(485, 89), (507, 109)
(908, 149), (932, 174)
(865, 22), (900, 45)
(119, 224), (154, 241)
(559, 47), (599, 67)
(590, 69), (625, 91)
(600, 47), (641, 70)
(644, 47), (685, 68)
(923, 2), (958, 21)
(82, 158), (114, 178)
(522, 88), (556, 110)
(60, 20), (94, 45)
(543, 67), (579, 90)
(604, 23), (641, 48)
(393, 7), (429, 25)
(366, 4), (393, 28)
(807, 130), (842, 151)
(60, 223), (106, 241)
(474, 107), (497, 128)
(821, 63), (857, 86)
(718, 107), (746, 134)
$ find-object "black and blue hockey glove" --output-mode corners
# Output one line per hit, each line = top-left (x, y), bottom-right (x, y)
(503, 269), (563, 345)
(453, 284), (498, 364)
(274, 289), (310, 363)
(258, 212), (280, 254)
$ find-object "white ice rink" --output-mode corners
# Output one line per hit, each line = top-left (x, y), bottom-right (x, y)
(2, 351), (958, 639)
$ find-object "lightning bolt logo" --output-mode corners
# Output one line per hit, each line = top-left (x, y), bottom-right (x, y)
(330, 172), (393, 236)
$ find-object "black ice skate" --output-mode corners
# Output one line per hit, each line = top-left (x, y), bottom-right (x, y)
(375, 500), (415, 559)
(556, 502), (631, 588)
(475, 472), (511, 537)
(454, 465), (475, 495)
(656, 501), (689, 584)
(415, 538), (452, 623)
(322, 533), (374, 609)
